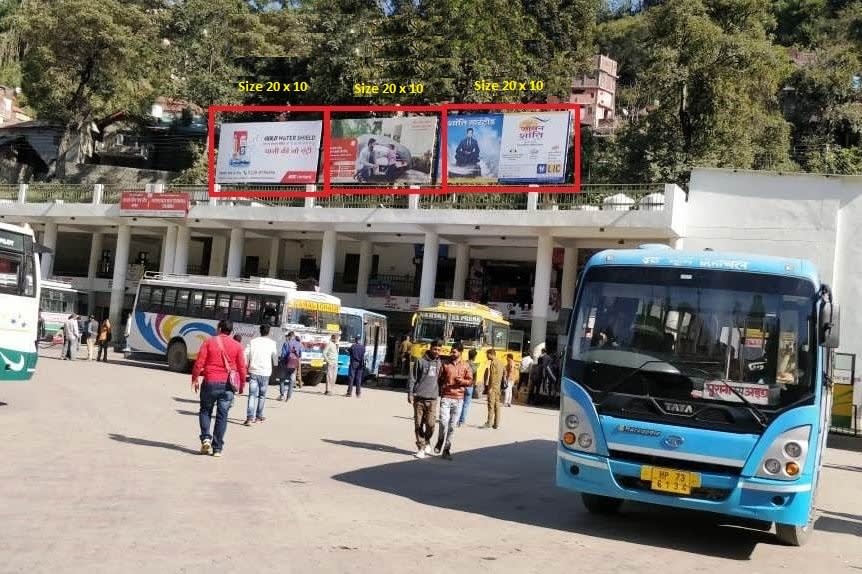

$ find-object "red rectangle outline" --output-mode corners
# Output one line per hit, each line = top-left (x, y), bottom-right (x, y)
(207, 103), (581, 198)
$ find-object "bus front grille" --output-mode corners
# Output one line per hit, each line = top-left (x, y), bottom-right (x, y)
(614, 475), (732, 501)
(608, 449), (743, 476)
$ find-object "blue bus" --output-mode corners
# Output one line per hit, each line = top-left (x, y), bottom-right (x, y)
(556, 245), (840, 546)
(338, 307), (388, 379)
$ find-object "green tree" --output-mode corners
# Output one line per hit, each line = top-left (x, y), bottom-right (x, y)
(15, 0), (164, 179)
(772, 0), (829, 47)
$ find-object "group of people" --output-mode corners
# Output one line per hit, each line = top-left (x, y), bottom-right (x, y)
(59, 314), (112, 362)
(524, 346), (562, 405)
(191, 321), (371, 457)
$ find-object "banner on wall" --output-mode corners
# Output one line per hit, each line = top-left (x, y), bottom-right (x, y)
(216, 121), (322, 184)
(498, 112), (571, 183)
(330, 116), (438, 184)
(446, 114), (503, 183)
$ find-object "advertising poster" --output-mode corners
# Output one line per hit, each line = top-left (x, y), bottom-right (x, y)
(446, 114), (503, 183)
(330, 116), (438, 184)
(498, 112), (571, 184)
(216, 121), (322, 184)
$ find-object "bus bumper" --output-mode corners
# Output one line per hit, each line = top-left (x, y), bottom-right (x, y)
(555, 447), (813, 526)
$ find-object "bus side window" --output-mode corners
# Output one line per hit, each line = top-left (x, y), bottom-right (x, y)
(230, 294), (246, 322)
(262, 297), (280, 326)
(138, 286), (152, 312)
(245, 296), (261, 324)
(162, 288), (177, 314)
(203, 291), (217, 319)
(151, 287), (164, 313)
(189, 291), (204, 318)
(176, 289), (190, 315)
(216, 292), (231, 320)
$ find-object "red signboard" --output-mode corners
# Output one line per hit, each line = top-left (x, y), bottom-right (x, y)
(119, 192), (190, 215)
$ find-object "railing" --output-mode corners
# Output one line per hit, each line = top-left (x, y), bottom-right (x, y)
(26, 183), (94, 203)
(318, 194), (410, 209)
(420, 193), (529, 210)
(0, 184), (18, 202)
(333, 272), (418, 297)
(540, 184), (666, 211)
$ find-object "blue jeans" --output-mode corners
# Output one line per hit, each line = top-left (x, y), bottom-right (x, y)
(278, 367), (296, 400)
(199, 383), (234, 452)
(246, 374), (269, 420)
(347, 363), (364, 396)
(459, 387), (474, 425)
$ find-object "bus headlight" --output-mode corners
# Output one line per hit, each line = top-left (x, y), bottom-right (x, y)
(565, 414), (580, 430)
(559, 395), (597, 454)
(578, 433), (594, 449)
(755, 426), (811, 481)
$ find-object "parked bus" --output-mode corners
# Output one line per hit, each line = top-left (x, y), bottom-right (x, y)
(127, 273), (342, 384)
(39, 279), (80, 340)
(0, 222), (39, 381)
(409, 300), (522, 386)
(337, 307), (388, 379)
(556, 245), (839, 546)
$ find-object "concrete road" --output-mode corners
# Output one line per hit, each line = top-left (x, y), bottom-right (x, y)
(0, 351), (861, 574)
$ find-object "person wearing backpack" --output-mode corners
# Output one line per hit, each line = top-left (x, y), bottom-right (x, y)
(277, 331), (302, 401)
(191, 320), (248, 457)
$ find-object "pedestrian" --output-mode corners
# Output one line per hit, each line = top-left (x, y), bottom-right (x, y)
(277, 331), (302, 401)
(434, 344), (473, 460)
(293, 333), (304, 389)
(484, 348), (504, 429)
(400, 335), (413, 375)
(79, 315), (89, 357)
(323, 333), (339, 396)
(61, 314), (80, 360)
(394, 334), (406, 372)
(519, 352), (533, 392)
(86, 315), (98, 360)
(408, 338), (443, 459)
(504, 353), (517, 407)
(346, 334), (365, 398)
(191, 319), (247, 457)
(457, 348), (479, 427)
(529, 347), (548, 405)
(97, 318), (112, 362)
(244, 323), (278, 426)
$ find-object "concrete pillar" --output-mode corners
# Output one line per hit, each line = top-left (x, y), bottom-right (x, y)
(226, 228), (245, 278)
(561, 246), (578, 310)
(453, 243), (469, 300)
(87, 232), (104, 313)
(356, 239), (373, 303)
(174, 226), (190, 275)
(419, 231), (439, 308)
(161, 225), (178, 274)
(268, 237), (280, 278)
(209, 233), (227, 277)
(17, 183), (27, 203)
(108, 225), (131, 342)
(318, 230), (337, 293)
(672, 237), (683, 250)
(40, 222), (58, 279)
(530, 234), (554, 350)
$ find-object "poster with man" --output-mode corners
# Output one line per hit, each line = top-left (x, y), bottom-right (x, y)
(446, 114), (503, 183)
(330, 116), (438, 184)
(216, 121), (322, 184)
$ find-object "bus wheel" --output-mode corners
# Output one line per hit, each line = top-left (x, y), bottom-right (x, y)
(581, 493), (623, 515)
(167, 340), (189, 373)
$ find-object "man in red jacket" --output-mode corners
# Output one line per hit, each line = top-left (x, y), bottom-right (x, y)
(192, 320), (248, 457)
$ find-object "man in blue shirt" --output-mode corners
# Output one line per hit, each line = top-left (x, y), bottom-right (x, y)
(346, 335), (366, 398)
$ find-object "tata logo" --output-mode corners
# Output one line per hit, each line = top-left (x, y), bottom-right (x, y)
(642, 257), (661, 265)
(663, 436), (685, 449)
(663, 402), (693, 415)
(618, 425), (661, 437)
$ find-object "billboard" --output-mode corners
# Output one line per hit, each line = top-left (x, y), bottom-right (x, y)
(330, 116), (438, 184)
(498, 112), (571, 183)
(216, 121), (322, 184)
(446, 114), (503, 183)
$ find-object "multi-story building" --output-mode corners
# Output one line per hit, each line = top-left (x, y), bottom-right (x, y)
(569, 55), (618, 132)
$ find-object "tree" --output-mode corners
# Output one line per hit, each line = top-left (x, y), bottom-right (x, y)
(16, 0), (163, 179)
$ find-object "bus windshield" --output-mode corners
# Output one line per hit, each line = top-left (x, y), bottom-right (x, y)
(448, 320), (483, 346)
(339, 314), (363, 342)
(415, 312), (485, 345)
(287, 303), (340, 332)
(567, 266), (816, 411)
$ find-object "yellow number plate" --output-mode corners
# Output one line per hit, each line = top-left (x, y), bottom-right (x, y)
(310, 359), (324, 368)
(640, 465), (701, 495)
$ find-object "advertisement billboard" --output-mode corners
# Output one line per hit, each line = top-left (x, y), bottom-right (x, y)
(330, 116), (438, 184)
(446, 114), (503, 183)
(216, 121), (322, 184)
(498, 112), (571, 183)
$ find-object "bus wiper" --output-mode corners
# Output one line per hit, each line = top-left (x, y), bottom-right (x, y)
(597, 359), (679, 406)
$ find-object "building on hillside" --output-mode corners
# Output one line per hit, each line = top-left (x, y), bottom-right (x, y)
(569, 55), (618, 133)
(0, 85), (32, 127)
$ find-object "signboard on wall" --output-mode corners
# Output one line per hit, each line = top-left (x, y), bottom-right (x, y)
(216, 121), (322, 184)
(119, 192), (189, 216)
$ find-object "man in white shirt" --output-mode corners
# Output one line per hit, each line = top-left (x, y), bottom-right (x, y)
(62, 314), (80, 360)
(244, 324), (278, 426)
(323, 333), (339, 396)
(519, 353), (533, 391)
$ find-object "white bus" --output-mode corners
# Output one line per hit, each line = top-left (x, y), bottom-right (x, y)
(0, 222), (40, 381)
(337, 307), (388, 379)
(39, 279), (81, 340)
(126, 273), (342, 384)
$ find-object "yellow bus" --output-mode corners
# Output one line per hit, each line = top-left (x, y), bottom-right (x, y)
(409, 300), (522, 389)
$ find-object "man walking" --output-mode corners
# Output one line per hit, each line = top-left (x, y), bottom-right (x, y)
(61, 314), (79, 360)
(434, 344), (473, 460)
(96, 318), (112, 362)
(278, 331), (302, 401)
(323, 333), (339, 396)
(408, 339), (442, 459)
(457, 348), (479, 427)
(244, 323), (278, 426)
(192, 320), (247, 457)
(86, 315), (98, 360)
(504, 353), (517, 407)
(484, 348), (504, 429)
(346, 335), (365, 398)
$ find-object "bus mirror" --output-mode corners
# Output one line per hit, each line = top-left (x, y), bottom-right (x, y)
(819, 302), (840, 348)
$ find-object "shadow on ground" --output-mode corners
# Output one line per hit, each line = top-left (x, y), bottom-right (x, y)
(332, 439), (780, 560)
(827, 434), (862, 453)
(108, 433), (199, 455)
(815, 509), (862, 537)
(322, 438), (415, 456)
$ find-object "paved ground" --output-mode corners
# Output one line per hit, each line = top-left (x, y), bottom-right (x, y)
(0, 350), (861, 574)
